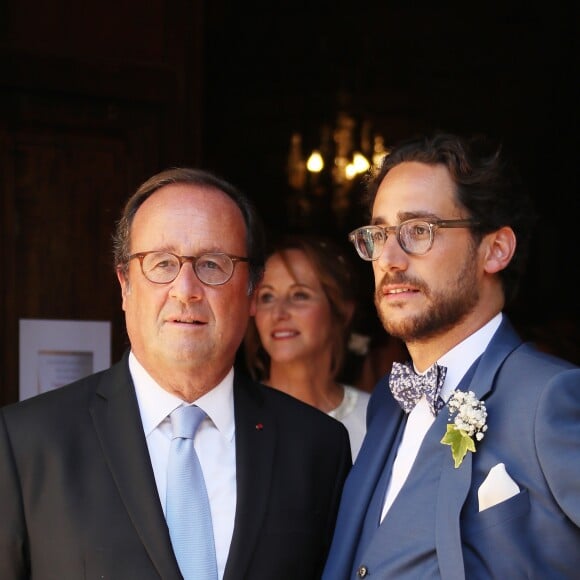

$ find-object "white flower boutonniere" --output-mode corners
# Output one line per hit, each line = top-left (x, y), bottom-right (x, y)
(440, 390), (487, 468)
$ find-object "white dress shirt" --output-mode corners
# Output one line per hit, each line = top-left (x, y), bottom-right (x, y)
(130, 352), (236, 580)
(380, 313), (502, 522)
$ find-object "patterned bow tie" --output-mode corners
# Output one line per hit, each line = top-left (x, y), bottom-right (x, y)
(389, 361), (447, 416)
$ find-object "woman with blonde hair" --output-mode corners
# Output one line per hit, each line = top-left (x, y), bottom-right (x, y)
(245, 234), (370, 459)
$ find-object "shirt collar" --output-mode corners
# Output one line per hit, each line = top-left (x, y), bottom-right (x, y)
(438, 312), (503, 400)
(129, 351), (235, 442)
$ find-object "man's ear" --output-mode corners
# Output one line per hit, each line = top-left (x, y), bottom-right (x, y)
(483, 226), (516, 274)
(116, 267), (129, 311)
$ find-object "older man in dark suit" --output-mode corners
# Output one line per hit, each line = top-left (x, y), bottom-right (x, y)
(0, 168), (351, 580)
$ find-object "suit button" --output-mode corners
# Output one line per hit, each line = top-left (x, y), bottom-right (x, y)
(357, 565), (368, 577)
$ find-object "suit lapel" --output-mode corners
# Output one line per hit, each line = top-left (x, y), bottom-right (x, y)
(468, 318), (522, 402)
(323, 378), (405, 578)
(223, 373), (276, 580)
(435, 318), (523, 579)
(436, 447), (472, 580)
(349, 377), (405, 526)
(90, 355), (181, 580)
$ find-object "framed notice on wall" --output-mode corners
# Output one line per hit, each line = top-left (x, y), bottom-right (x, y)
(19, 319), (111, 401)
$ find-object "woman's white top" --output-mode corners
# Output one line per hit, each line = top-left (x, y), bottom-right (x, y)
(328, 384), (370, 460)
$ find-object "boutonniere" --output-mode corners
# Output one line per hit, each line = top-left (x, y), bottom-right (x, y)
(440, 390), (487, 468)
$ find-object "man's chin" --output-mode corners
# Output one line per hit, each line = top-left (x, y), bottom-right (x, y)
(379, 309), (413, 339)
(158, 344), (211, 366)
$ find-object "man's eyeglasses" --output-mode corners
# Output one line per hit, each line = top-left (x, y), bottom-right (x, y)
(128, 251), (249, 285)
(349, 218), (479, 260)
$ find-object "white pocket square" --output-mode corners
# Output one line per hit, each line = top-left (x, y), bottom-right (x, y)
(477, 462), (520, 512)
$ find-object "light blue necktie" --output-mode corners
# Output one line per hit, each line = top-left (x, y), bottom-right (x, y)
(166, 405), (218, 580)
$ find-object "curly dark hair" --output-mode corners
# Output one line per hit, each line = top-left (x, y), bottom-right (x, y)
(112, 167), (265, 293)
(364, 133), (537, 305)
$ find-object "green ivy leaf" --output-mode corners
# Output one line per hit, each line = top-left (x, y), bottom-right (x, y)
(440, 425), (476, 468)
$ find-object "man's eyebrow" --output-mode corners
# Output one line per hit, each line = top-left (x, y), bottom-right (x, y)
(371, 211), (440, 226)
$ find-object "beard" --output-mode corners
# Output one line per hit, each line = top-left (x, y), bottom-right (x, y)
(374, 247), (479, 343)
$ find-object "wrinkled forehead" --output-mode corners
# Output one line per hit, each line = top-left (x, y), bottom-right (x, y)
(131, 184), (247, 253)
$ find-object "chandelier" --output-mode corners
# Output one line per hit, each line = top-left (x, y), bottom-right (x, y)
(287, 110), (388, 232)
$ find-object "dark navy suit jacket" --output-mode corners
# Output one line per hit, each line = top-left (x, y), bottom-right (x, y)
(0, 352), (351, 579)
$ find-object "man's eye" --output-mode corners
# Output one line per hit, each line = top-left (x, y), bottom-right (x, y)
(198, 257), (226, 273)
(148, 257), (177, 271)
(409, 224), (429, 237)
(200, 260), (218, 269)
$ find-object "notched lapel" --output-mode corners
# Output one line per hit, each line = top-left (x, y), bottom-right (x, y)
(90, 358), (182, 580)
(326, 384), (405, 573)
(433, 319), (522, 580)
(436, 450), (472, 580)
(353, 386), (405, 508)
(224, 376), (276, 580)
(466, 318), (523, 402)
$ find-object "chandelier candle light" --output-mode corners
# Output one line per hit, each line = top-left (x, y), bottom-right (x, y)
(287, 111), (388, 229)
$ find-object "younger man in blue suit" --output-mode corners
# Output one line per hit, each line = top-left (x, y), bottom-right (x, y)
(323, 133), (580, 579)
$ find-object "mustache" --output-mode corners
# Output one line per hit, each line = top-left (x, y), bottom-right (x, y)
(376, 272), (426, 291)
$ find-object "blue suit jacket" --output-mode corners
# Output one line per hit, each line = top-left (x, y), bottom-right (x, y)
(0, 352), (351, 580)
(323, 318), (580, 579)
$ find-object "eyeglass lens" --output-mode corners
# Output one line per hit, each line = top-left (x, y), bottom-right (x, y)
(351, 221), (433, 259)
(141, 252), (235, 285)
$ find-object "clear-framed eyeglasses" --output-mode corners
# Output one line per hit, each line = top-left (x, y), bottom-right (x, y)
(128, 251), (249, 285)
(348, 218), (479, 260)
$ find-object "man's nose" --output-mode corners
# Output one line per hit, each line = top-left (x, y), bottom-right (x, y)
(169, 262), (205, 301)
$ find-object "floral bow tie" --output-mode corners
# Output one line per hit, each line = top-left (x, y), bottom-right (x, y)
(388, 361), (447, 416)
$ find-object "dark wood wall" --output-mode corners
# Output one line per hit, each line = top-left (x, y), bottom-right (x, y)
(1, 2), (578, 404)
(202, 2), (579, 363)
(0, 0), (204, 404)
